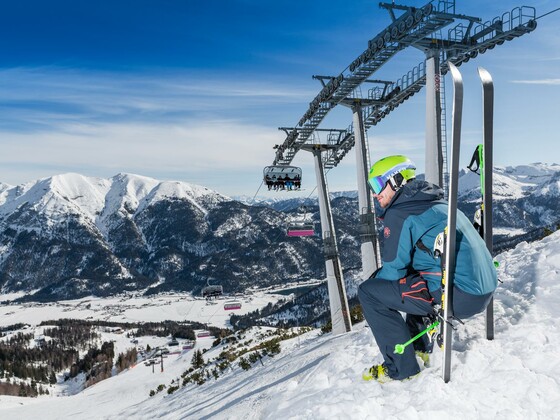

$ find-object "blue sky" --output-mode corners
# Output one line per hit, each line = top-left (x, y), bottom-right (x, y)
(0, 0), (559, 197)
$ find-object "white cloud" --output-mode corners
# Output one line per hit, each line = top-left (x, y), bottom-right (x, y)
(0, 67), (314, 122)
(0, 67), (312, 194)
(511, 79), (560, 85)
(0, 119), (279, 171)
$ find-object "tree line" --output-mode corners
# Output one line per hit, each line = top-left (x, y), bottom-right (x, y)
(0, 318), (230, 397)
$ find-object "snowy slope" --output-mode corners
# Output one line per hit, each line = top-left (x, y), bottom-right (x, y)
(1, 230), (560, 418)
(458, 162), (560, 201)
(0, 172), (228, 231)
(114, 227), (560, 419)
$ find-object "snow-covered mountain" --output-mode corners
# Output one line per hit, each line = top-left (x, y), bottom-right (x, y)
(1, 229), (559, 419)
(0, 163), (558, 302)
(0, 173), (359, 301)
(0, 173), (233, 299)
(459, 162), (560, 200)
(458, 163), (560, 235)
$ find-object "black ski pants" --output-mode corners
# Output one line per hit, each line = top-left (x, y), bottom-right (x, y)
(358, 273), (438, 380)
(358, 272), (494, 380)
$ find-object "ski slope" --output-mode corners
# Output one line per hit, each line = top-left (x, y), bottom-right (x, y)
(1, 231), (560, 419)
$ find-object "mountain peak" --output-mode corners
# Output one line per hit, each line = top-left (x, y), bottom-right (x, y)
(0, 172), (230, 226)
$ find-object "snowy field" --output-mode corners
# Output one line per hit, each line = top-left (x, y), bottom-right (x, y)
(1, 231), (560, 419)
(0, 291), (286, 330)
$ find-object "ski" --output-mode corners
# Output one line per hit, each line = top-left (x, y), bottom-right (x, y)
(441, 62), (463, 383)
(467, 145), (484, 235)
(478, 67), (495, 340)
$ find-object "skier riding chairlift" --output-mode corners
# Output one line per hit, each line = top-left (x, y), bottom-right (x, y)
(263, 165), (302, 191)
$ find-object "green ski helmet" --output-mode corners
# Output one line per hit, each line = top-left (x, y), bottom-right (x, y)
(368, 155), (416, 194)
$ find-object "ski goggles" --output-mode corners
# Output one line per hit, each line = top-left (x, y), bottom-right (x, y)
(368, 175), (389, 195)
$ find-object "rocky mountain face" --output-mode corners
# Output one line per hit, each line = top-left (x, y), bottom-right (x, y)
(0, 163), (558, 302)
(0, 173), (360, 301)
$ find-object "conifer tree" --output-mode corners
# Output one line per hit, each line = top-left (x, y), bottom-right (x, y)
(191, 350), (205, 369)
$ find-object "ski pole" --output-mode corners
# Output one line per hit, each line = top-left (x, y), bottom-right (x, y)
(394, 320), (440, 355)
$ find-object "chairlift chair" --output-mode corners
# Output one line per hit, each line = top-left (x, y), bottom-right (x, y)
(224, 301), (242, 310)
(287, 221), (315, 237)
(182, 340), (195, 350)
(287, 205), (315, 237)
(263, 165), (302, 191)
(201, 282), (223, 298)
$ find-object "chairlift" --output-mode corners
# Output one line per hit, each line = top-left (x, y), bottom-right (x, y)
(263, 166), (302, 191)
(287, 221), (315, 237)
(287, 205), (315, 237)
(202, 280), (223, 298)
(182, 340), (195, 350)
(224, 301), (242, 311)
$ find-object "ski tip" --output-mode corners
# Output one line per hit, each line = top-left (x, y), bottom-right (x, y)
(477, 67), (493, 83)
(448, 62), (462, 82)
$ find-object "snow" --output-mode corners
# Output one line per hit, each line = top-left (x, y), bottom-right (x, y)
(99, 173), (160, 223)
(0, 292), (281, 328)
(1, 232), (560, 418)
(49, 173), (112, 220)
(138, 180), (218, 216)
(0, 172), (230, 235)
(459, 163), (560, 201)
(493, 227), (527, 237)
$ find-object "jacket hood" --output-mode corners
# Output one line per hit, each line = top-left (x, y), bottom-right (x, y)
(379, 179), (445, 216)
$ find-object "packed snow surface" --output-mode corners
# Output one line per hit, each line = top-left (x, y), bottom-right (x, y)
(1, 231), (560, 419)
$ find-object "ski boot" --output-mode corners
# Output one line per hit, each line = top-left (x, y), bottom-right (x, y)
(362, 364), (391, 383)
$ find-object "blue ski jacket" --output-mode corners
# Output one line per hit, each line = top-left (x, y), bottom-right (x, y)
(374, 179), (497, 296)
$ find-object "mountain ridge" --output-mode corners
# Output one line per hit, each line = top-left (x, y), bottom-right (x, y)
(0, 162), (558, 302)
(0, 172), (333, 301)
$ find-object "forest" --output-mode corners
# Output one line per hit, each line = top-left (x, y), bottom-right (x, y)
(0, 318), (229, 397)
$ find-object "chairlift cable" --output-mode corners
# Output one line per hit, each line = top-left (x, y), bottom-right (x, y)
(536, 7), (560, 20)
(252, 180), (264, 202)
(210, 301), (223, 318)
(202, 181), (268, 292)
